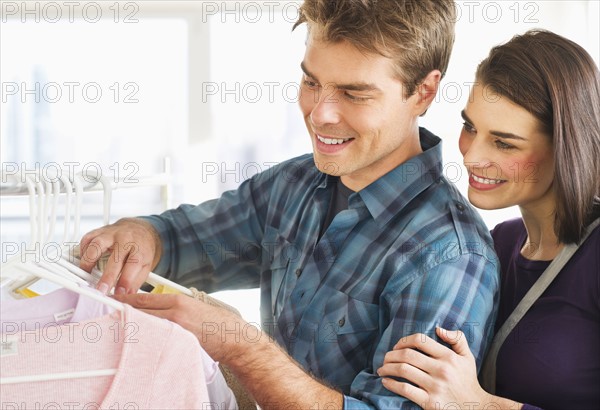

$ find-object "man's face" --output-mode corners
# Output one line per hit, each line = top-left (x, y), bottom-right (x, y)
(298, 30), (425, 191)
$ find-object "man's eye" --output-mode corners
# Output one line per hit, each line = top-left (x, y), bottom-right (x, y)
(344, 92), (369, 102)
(462, 121), (476, 134)
(303, 78), (319, 89)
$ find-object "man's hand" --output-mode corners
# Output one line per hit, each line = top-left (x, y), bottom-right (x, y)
(113, 292), (252, 363)
(79, 218), (162, 295)
(113, 293), (344, 409)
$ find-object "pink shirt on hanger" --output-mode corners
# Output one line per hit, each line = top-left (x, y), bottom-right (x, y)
(1, 287), (114, 331)
(1, 300), (211, 409)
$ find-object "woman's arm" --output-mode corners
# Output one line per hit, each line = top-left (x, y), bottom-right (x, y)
(377, 327), (524, 410)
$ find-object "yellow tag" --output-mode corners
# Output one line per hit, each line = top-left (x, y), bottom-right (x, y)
(150, 284), (182, 295)
(15, 288), (40, 299)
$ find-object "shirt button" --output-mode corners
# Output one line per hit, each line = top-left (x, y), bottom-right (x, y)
(456, 202), (465, 212)
(338, 317), (345, 327)
(295, 269), (302, 278)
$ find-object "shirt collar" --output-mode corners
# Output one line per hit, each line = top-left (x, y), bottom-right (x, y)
(316, 172), (337, 190)
(355, 127), (445, 226)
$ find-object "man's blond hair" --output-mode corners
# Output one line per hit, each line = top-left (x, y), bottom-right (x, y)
(294, 0), (456, 97)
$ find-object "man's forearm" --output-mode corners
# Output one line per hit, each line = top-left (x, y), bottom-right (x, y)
(224, 331), (344, 409)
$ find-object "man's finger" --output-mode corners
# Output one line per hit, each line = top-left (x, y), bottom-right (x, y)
(115, 256), (148, 295)
(79, 234), (110, 272)
(95, 242), (128, 294)
(79, 229), (103, 270)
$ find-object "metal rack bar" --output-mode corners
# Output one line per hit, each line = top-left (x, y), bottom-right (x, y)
(1, 158), (172, 210)
(0, 174), (170, 196)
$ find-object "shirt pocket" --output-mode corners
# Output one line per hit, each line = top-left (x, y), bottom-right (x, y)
(312, 289), (380, 388)
(262, 228), (297, 318)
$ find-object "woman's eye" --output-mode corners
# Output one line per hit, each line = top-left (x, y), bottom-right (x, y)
(495, 140), (515, 150)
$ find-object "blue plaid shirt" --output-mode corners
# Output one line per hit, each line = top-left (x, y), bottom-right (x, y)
(145, 128), (499, 409)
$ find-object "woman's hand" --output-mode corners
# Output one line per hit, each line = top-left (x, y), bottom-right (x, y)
(378, 327), (492, 409)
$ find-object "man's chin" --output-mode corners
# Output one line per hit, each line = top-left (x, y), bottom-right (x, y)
(314, 159), (344, 176)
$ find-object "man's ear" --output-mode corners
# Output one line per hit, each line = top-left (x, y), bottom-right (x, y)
(416, 70), (442, 116)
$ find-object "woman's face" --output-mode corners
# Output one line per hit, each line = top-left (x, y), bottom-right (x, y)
(458, 84), (555, 212)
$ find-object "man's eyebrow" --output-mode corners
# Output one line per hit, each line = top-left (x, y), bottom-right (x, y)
(300, 61), (381, 93)
(461, 110), (527, 141)
(461, 109), (474, 124)
(300, 62), (317, 82)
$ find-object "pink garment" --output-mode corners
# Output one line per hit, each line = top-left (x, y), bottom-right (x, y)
(1, 287), (114, 332)
(1, 302), (210, 409)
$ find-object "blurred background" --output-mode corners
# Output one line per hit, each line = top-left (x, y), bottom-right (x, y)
(1, 0), (598, 322)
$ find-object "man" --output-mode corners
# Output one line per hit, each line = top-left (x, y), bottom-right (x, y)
(80, 1), (499, 408)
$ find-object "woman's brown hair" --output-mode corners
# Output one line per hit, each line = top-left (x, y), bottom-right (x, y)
(477, 29), (600, 243)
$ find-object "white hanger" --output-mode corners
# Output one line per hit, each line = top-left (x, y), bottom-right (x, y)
(2, 165), (122, 305)
(5, 168), (191, 297)
(0, 370), (118, 385)
(45, 178), (60, 244)
(33, 174), (46, 247)
(74, 170), (190, 295)
(55, 172), (112, 288)
(8, 171), (114, 295)
(71, 173), (84, 243)
(1, 170), (124, 383)
(0, 252), (124, 385)
(5, 171), (85, 296)
(22, 173), (38, 246)
(58, 172), (73, 245)
(96, 174), (113, 226)
(146, 272), (193, 296)
(0, 281), (118, 385)
(0, 174), (39, 292)
(1, 258), (124, 312)
(0, 165), (203, 385)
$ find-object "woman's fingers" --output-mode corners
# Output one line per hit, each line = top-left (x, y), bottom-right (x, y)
(393, 332), (453, 359)
(436, 327), (473, 357)
(381, 376), (428, 407)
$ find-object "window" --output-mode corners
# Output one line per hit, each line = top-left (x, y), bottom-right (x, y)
(1, 10), (188, 243)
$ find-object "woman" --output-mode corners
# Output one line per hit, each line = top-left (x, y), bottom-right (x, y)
(377, 30), (600, 410)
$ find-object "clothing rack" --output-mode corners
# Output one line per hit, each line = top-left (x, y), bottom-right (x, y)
(0, 158), (172, 210)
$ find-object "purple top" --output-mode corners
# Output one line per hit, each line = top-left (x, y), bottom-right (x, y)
(491, 218), (600, 410)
